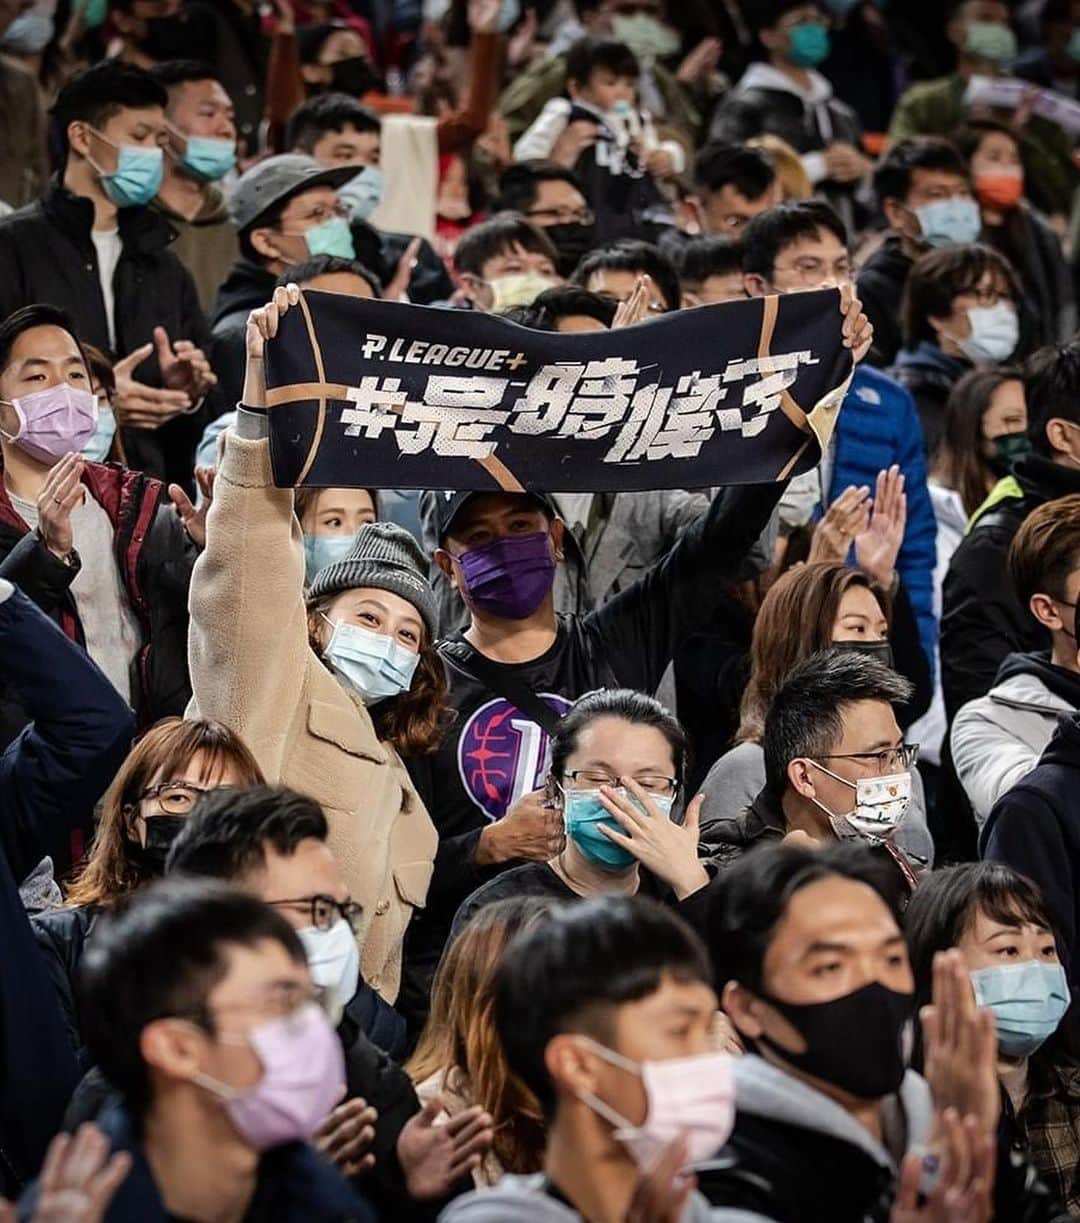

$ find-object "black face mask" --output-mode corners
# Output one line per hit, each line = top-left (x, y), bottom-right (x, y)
(329, 56), (381, 97)
(833, 639), (895, 670)
(545, 221), (597, 278)
(754, 980), (914, 1100)
(126, 815), (188, 875)
(139, 15), (204, 62)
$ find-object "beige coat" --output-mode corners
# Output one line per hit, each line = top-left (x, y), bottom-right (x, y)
(187, 432), (437, 1002)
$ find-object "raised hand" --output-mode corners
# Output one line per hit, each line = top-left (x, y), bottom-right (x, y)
(597, 785), (709, 900)
(891, 1110), (994, 1223)
(0, 1125), (132, 1223)
(467, 0), (500, 33)
(112, 341), (192, 431)
(839, 282), (873, 364)
(611, 275), (653, 329)
(625, 1138), (697, 1223)
(37, 452), (85, 560)
(243, 282), (302, 407)
(676, 36), (722, 85)
(153, 327), (217, 400)
(383, 238), (423, 303)
(397, 1098), (495, 1200)
(476, 788), (564, 865)
(168, 466), (216, 549)
(551, 119), (599, 169)
(855, 465), (906, 589)
(314, 1096), (378, 1178)
(807, 483), (871, 567)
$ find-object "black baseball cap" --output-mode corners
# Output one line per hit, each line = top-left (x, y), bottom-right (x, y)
(432, 489), (560, 543)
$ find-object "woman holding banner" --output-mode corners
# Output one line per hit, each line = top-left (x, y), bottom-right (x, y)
(186, 281), (448, 1005)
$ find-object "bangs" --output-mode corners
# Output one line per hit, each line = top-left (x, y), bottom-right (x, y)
(966, 868), (1052, 935)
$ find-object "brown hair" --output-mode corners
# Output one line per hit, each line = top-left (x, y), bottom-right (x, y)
(294, 486), (381, 531)
(407, 897), (555, 1175)
(306, 594), (454, 756)
(737, 563), (890, 744)
(932, 367), (1024, 515)
(1008, 493), (1080, 609)
(65, 718), (265, 909)
(747, 134), (812, 201)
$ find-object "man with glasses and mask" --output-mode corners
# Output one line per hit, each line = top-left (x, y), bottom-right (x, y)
(17, 876), (377, 1221)
(743, 200), (938, 674)
(495, 162), (597, 279)
(164, 786), (495, 1221)
(703, 648), (933, 898)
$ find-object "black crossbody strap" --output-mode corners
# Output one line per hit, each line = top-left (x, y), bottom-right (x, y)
(447, 648), (563, 735)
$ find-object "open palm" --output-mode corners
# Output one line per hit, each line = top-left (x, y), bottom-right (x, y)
(855, 465), (906, 588)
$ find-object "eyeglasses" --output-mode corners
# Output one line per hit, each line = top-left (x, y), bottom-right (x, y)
(268, 894), (363, 933)
(564, 769), (679, 796)
(527, 206), (595, 226)
(817, 744), (920, 774)
(772, 257), (853, 285)
(137, 780), (212, 815)
(172, 982), (343, 1031)
(280, 202), (349, 230)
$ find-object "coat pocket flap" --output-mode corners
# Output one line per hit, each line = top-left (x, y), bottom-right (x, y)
(393, 860), (434, 908)
(307, 699), (386, 763)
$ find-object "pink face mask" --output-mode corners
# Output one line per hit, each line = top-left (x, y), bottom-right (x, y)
(575, 1038), (736, 1168)
(193, 1003), (346, 1151)
(0, 384), (99, 463)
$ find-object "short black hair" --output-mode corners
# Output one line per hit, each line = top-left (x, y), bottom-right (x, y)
(753, 0), (823, 32)
(741, 200), (848, 280)
(148, 60), (225, 93)
(708, 842), (901, 994)
(286, 92), (381, 155)
(566, 36), (640, 87)
(495, 161), (586, 216)
(166, 786), (328, 881)
(274, 254), (382, 297)
(454, 211), (558, 277)
(677, 235), (744, 286)
(0, 304), (88, 375)
(495, 895), (711, 1116)
(51, 61), (167, 165)
(693, 141), (776, 200)
(901, 243), (1022, 348)
(549, 688), (689, 789)
(1024, 340), (1080, 458)
(574, 240), (680, 312)
(504, 286), (616, 331)
(872, 137), (969, 208)
(762, 648), (914, 799)
(296, 21), (352, 65)
(81, 877), (305, 1114)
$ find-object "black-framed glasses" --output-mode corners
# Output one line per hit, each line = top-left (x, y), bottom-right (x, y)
(137, 780), (212, 815)
(526, 206), (595, 226)
(268, 894), (363, 933)
(564, 769), (679, 796)
(817, 744), (919, 773)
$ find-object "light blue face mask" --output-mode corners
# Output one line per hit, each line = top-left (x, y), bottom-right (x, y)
(2, 10), (54, 53)
(338, 166), (383, 222)
(93, 138), (164, 208)
(914, 196), (982, 248)
(322, 617), (419, 705)
(788, 21), (831, 67)
(304, 534), (356, 586)
(303, 215), (356, 260)
(970, 960), (1071, 1057)
(81, 402), (117, 463)
(180, 135), (237, 182)
(562, 787), (675, 871)
(964, 20), (1018, 65)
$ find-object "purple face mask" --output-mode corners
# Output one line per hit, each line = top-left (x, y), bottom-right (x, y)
(193, 1003), (345, 1151)
(457, 529), (556, 620)
(0, 384), (99, 463)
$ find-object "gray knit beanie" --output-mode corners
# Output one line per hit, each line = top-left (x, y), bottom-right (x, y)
(307, 521), (438, 640)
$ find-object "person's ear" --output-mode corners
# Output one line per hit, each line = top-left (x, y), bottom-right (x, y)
(927, 312), (951, 341)
(759, 25), (782, 55)
(787, 757), (817, 801)
(545, 1033), (601, 1100)
(549, 516), (565, 562)
(67, 120), (93, 161)
(141, 1018), (208, 1083)
(459, 274), (493, 311)
(307, 609), (329, 651)
(946, 14), (966, 50)
(722, 981), (764, 1041)
(249, 226), (285, 264)
(1045, 417), (1077, 459)
(882, 197), (908, 233)
(1030, 591), (1068, 633)
(434, 546), (459, 588)
(743, 272), (768, 298)
(676, 195), (703, 236)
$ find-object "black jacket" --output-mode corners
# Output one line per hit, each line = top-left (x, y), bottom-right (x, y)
(856, 235), (913, 370)
(889, 341), (970, 458)
(0, 585), (133, 1197)
(940, 454), (1080, 723)
(0, 460), (196, 734)
(0, 179), (217, 486)
(30, 903), (98, 1073)
(982, 711), (1080, 990)
(210, 257), (278, 412)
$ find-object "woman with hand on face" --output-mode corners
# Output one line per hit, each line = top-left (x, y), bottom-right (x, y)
(449, 688), (711, 936)
(187, 281), (451, 1006)
(906, 862), (1080, 1216)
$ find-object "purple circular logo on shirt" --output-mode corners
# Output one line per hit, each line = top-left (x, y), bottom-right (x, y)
(457, 693), (573, 822)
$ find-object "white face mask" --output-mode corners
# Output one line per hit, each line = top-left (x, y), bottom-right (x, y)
(958, 302), (1019, 363)
(296, 919), (360, 1011)
(808, 763), (912, 843)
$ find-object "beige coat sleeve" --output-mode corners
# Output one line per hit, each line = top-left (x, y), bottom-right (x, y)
(187, 431), (309, 775)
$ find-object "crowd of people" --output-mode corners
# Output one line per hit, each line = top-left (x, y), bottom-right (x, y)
(4, 0), (1080, 1218)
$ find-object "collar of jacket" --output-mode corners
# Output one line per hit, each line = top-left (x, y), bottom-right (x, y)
(741, 786), (787, 844)
(41, 176), (178, 257)
(0, 452), (156, 536)
(1015, 452), (1080, 505)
